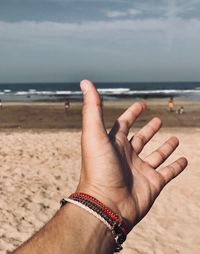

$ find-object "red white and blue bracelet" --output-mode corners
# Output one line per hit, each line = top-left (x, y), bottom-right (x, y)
(60, 192), (127, 252)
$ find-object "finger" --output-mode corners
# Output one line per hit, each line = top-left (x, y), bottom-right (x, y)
(80, 80), (107, 138)
(145, 137), (179, 168)
(130, 117), (162, 154)
(109, 101), (146, 137)
(158, 157), (188, 185)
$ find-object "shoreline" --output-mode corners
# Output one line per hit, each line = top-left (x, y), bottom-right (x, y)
(1, 95), (200, 103)
(0, 98), (199, 129)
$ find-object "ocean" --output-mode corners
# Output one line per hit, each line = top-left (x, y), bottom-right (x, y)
(0, 82), (199, 101)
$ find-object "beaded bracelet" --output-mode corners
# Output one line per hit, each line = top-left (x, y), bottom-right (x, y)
(60, 193), (127, 252)
(68, 193), (126, 234)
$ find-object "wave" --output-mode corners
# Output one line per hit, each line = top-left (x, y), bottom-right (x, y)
(0, 88), (200, 100)
(98, 88), (130, 94)
(127, 89), (200, 95)
(98, 88), (200, 96)
(2, 89), (200, 95)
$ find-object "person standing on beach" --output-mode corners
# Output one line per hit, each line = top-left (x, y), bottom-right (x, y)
(168, 97), (174, 112)
(12, 80), (187, 254)
(64, 99), (70, 112)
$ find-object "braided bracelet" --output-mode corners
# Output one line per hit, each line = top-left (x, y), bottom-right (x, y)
(60, 193), (127, 252)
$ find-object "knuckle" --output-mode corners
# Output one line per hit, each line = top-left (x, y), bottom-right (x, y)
(82, 104), (88, 114)
(135, 134), (147, 146)
(166, 141), (176, 150)
(166, 165), (177, 179)
(128, 106), (139, 117)
(95, 99), (102, 108)
(167, 137), (179, 149)
(157, 173), (167, 188)
(83, 99), (102, 111)
(148, 123), (156, 133)
(155, 149), (166, 162)
(121, 119), (130, 130)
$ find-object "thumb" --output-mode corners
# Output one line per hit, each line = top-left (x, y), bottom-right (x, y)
(80, 80), (107, 138)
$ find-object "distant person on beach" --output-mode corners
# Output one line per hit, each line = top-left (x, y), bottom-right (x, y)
(0, 99), (2, 109)
(64, 100), (70, 112)
(13, 80), (188, 254)
(176, 106), (184, 115)
(168, 97), (174, 112)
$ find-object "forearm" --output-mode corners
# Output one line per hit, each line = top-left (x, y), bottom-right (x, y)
(13, 204), (115, 254)
(13, 204), (114, 254)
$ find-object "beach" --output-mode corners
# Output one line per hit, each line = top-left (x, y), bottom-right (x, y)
(0, 98), (200, 253)
(0, 98), (200, 129)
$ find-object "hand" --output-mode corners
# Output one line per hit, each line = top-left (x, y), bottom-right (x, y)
(77, 80), (188, 232)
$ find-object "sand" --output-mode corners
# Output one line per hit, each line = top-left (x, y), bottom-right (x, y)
(0, 128), (200, 254)
(0, 98), (200, 129)
(0, 98), (200, 253)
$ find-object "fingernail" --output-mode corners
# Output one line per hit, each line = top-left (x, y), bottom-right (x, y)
(80, 80), (89, 95)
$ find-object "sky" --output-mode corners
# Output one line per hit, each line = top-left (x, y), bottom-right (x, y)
(0, 0), (200, 83)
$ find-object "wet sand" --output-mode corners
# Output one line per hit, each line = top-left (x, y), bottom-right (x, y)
(0, 98), (199, 129)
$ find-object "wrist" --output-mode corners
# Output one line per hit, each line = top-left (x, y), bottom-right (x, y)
(76, 185), (120, 216)
(76, 184), (135, 232)
(61, 192), (128, 251)
(61, 201), (116, 253)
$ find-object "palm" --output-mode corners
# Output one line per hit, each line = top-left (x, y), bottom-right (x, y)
(79, 80), (187, 231)
(107, 130), (165, 228)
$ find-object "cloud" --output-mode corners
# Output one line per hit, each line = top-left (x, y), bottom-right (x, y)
(105, 11), (129, 18)
(1, 0), (200, 82)
(1, 15), (200, 82)
(1, 17), (200, 50)
(105, 8), (142, 18)
(1, 0), (200, 23)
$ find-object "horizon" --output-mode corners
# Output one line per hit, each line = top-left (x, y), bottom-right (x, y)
(0, 81), (200, 85)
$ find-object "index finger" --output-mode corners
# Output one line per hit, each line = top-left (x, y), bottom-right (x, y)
(109, 101), (146, 137)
